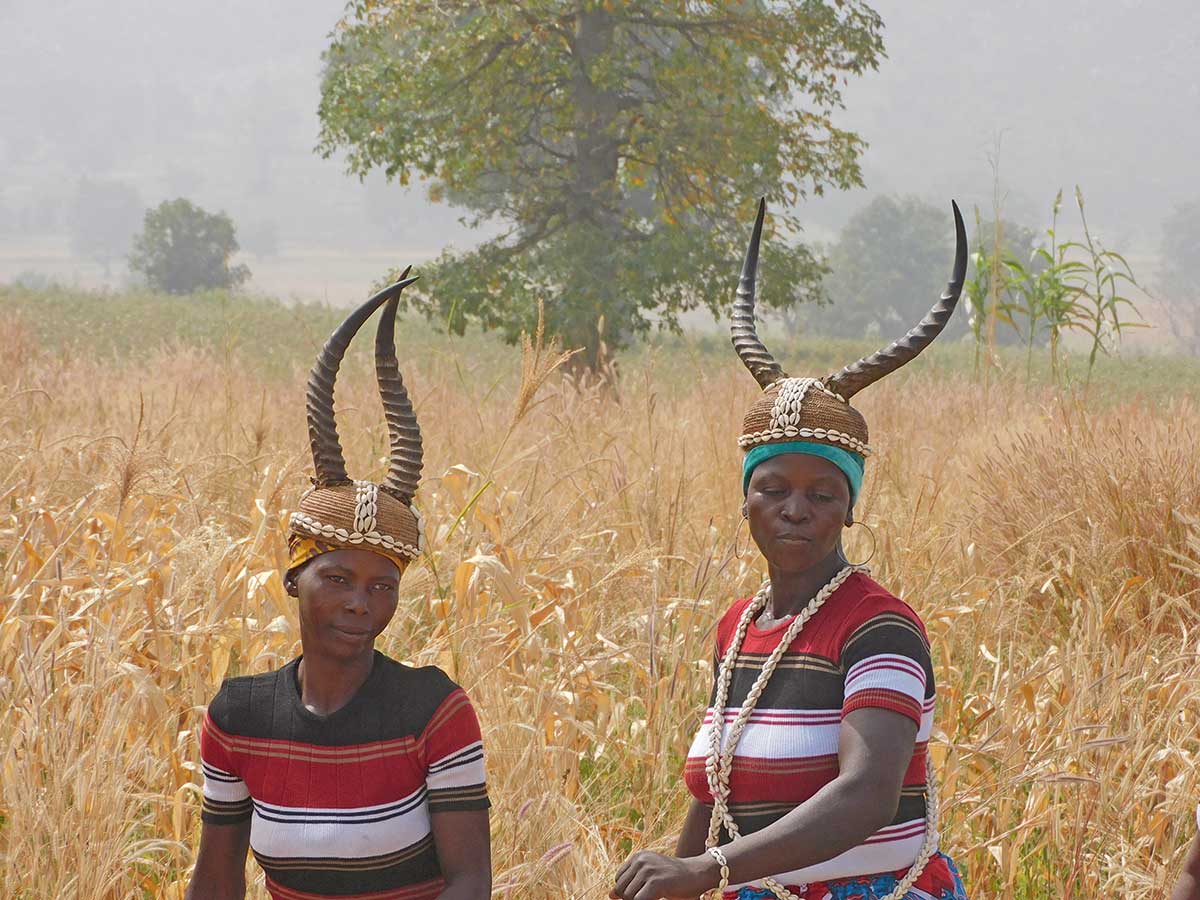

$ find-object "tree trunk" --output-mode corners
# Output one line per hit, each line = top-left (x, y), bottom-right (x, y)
(562, 7), (627, 375)
(570, 8), (621, 232)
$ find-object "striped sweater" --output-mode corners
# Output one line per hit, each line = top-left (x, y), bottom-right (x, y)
(684, 572), (935, 891)
(200, 651), (489, 900)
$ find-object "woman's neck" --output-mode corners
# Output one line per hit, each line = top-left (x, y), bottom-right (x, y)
(765, 548), (848, 619)
(297, 648), (376, 717)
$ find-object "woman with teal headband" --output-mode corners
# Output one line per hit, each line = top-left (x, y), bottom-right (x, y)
(612, 199), (969, 900)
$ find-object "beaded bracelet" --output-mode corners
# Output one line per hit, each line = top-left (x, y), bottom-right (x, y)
(705, 845), (730, 898)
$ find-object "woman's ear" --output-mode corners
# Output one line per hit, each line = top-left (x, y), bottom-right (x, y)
(741, 502), (748, 519)
(844, 509), (854, 528)
(284, 572), (299, 597)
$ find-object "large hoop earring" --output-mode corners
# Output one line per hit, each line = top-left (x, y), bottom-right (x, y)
(842, 519), (877, 567)
(733, 514), (749, 560)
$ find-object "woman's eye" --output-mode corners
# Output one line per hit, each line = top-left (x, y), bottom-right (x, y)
(812, 493), (834, 503)
(326, 574), (347, 584)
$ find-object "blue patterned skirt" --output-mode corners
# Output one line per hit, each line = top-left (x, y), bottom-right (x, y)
(728, 851), (967, 900)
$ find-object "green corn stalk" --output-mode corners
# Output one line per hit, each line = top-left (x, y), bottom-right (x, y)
(1059, 186), (1148, 385)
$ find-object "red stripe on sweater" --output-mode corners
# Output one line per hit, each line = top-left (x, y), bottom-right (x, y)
(842, 688), (924, 726)
(202, 692), (481, 809)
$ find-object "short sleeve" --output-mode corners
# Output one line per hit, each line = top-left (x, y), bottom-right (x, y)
(199, 706), (252, 825)
(838, 609), (933, 727)
(422, 688), (490, 813)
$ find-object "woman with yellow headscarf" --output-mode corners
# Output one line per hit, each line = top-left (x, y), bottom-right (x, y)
(187, 274), (491, 900)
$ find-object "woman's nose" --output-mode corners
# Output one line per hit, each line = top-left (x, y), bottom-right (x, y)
(781, 497), (809, 521)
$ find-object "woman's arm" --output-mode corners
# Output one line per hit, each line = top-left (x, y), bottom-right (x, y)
(612, 707), (917, 900)
(432, 809), (492, 900)
(1171, 829), (1200, 900)
(674, 799), (713, 858)
(715, 706), (917, 882)
(184, 821), (251, 900)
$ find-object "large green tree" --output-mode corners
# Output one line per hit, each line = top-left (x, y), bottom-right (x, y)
(318, 0), (884, 366)
(128, 199), (250, 295)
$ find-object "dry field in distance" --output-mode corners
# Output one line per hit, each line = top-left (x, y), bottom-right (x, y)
(2, 286), (1199, 898)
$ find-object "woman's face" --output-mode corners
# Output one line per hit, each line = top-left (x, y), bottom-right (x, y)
(288, 548), (402, 660)
(745, 453), (852, 575)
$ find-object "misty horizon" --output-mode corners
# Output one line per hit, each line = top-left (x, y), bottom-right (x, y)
(2, 0), (1197, 311)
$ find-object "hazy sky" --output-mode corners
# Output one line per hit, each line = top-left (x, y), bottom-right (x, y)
(2, 0), (1197, 296)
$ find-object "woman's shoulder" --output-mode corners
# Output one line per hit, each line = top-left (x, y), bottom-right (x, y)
(715, 595), (757, 642)
(206, 661), (295, 735)
(833, 571), (931, 650)
(373, 653), (462, 695)
(370, 654), (474, 723)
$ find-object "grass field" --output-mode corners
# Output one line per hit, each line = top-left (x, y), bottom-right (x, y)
(2, 286), (1199, 898)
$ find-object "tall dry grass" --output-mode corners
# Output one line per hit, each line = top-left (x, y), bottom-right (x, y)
(2, 306), (1199, 899)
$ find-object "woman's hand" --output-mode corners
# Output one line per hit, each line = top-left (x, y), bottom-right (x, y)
(609, 849), (720, 900)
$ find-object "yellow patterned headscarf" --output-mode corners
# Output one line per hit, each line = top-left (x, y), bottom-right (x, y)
(287, 535), (411, 577)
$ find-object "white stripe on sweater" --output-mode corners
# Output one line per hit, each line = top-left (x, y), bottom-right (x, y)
(248, 787), (432, 860)
(727, 820), (927, 888)
(686, 699), (934, 761)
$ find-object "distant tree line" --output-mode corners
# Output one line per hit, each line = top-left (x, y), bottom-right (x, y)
(1159, 201), (1200, 354)
(803, 195), (1040, 344)
(815, 188), (1160, 383)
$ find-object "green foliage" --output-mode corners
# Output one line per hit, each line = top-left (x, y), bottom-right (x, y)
(128, 199), (250, 295)
(0, 283), (511, 379)
(965, 202), (1059, 377)
(317, 0), (885, 366)
(6, 284), (1194, 403)
(965, 188), (1145, 384)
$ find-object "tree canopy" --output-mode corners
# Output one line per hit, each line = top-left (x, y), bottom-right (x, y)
(128, 199), (250, 295)
(318, 0), (884, 366)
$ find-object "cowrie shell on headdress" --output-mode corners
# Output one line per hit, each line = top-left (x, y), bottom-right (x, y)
(353, 480), (380, 535)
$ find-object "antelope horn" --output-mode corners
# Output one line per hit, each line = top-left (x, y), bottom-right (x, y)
(306, 273), (420, 486)
(375, 268), (423, 503)
(731, 198), (788, 389)
(824, 201), (968, 400)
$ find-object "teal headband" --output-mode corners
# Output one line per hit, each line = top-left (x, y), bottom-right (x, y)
(742, 441), (865, 506)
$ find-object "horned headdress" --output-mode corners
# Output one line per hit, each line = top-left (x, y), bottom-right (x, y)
(735, 199), (967, 500)
(287, 270), (425, 574)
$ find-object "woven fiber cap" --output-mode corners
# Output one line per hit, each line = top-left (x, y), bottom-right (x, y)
(289, 482), (423, 573)
(739, 378), (869, 455)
